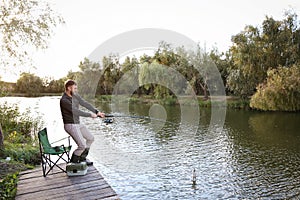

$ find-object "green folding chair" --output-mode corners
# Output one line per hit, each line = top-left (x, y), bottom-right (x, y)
(38, 128), (72, 177)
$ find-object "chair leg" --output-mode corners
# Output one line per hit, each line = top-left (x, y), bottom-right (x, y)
(41, 154), (46, 177)
(41, 151), (72, 177)
(66, 151), (71, 163)
(47, 155), (67, 174)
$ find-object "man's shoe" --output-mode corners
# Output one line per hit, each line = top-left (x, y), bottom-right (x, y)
(70, 154), (81, 163)
(79, 148), (89, 161)
(85, 160), (93, 166)
(79, 156), (93, 166)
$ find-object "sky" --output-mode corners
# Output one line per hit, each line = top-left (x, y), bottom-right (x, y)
(2, 0), (300, 82)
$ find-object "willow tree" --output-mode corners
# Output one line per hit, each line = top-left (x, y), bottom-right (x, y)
(97, 55), (122, 95)
(250, 65), (300, 111)
(0, 0), (64, 153)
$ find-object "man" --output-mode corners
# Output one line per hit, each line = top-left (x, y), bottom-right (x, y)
(60, 79), (105, 165)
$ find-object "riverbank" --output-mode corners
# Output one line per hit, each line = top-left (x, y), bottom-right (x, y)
(2, 93), (251, 109)
(96, 95), (251, 110)
(4, 93), (62, 97)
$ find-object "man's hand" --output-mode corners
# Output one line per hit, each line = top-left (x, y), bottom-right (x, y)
(91, 113), (97, 118)
(97, 112), (105, 118)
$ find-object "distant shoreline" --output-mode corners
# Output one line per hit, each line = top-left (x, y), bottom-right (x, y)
(1, 94), (250, 110)
(2, 93), (63, 97)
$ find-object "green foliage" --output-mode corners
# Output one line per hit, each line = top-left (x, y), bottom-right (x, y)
(160, 96), (177, 105)
(0, 103), (20, 136)
(0, 0), (64, 67)
(250, 65), (300, 111)
(196, 98), (250, 109)
(198, 99), (212, 108)
(97, 55), (122, 95)
(0, 81), (15, 97)
(42, 77), (65, 93)
(227, 69), (256, 99)
(15, 72), (43, 96)
(186, 44), (220, 99)
(209, 48), (231, 91)
(96, 95), (112, 103)
(0, 102), (43, 165)
(139, 61), (180, 99)
(76, 58), (102, 98)
(0, 102), (42, 139)
(0, 103), (41, 199)
(0, 172), (18, 200)
(129, 97), (140, 103)
(227, 11), (300, 98)
(3, 141), (41, 165)
(119, 56), (140, 95)
(1, 76), (64, 96)
(227, 99), (250, 110)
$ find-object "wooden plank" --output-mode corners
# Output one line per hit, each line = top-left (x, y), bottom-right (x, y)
(17, 186), (118, 200)
(17, 180), (113, 199)
(101, 196), (122, 200)
(16, 163), (119, 200)
(17, 169), (103, 194)
(19, 167), (99, 183)
(17, 175), (105, 195)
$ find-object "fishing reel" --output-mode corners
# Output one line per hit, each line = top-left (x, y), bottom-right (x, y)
(103, 118), (114, 124)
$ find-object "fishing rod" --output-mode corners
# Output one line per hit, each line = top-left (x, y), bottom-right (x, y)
(105, 114), (150, 119)
(100, 114), (178, 126)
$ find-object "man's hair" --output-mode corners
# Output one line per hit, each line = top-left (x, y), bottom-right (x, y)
(64, 79), (77, 91)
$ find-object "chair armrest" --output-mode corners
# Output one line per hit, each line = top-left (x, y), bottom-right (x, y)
(51, 136), (71, 145)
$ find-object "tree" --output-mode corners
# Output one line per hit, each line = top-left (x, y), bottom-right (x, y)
(98, 55), (121, 95)
(0, 0), (64, 67)
(227, 11), (300, 98)
(209, 48), (231, 94)
(175, 44), (220, 99)
(77, 58), (101, 99)
(139, 61), (169, 99)
(188, 44), (215, 100)
(49, 78), (66, 93)
(42, 76), (65, 93)
(15, 72), (43, 95)
(250, 65), (300, 111)
(138, 42), (177, 98)
(120, 56), (141, 95)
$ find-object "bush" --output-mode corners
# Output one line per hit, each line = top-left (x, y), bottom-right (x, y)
(0, 102), (43, 165)
(160, 96), (177, 105)
(96, 95), (112, 102)
(0, 102), (42, 141)
(250, 65), (300, 111)
(227, 99), (250, 109)
(3, 141), (41, 165)
(0, 172), (18, 200)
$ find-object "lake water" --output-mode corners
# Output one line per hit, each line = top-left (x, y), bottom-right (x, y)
(1, 96), (300, 199)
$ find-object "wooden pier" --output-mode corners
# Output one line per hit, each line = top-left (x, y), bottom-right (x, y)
(16, 164), (120, 200)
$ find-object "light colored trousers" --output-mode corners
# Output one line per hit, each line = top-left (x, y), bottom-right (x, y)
(64, 124), (94, 156)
